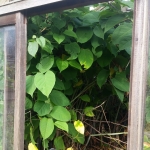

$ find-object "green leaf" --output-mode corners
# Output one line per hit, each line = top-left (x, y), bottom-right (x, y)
(50, 106), (71, 122)
(31, 16), (42, 26)
(93, 26), (104, 39)
(53, 33), (65, 44)
(84, 107), (94, 117)
(70, 110), (77, 121)
(82, 11), (99, 24)
(111, 72), (129, 92)
(54, 78), (65, 90)
(25, 97), (33, 110)
(53, 18), (66, 30)
(65, 42), (80, 60)
(114, 88), (124, 102)
(112, 23), (132, 51)
(97, 50), (114, 67)
(36, 36), (46, 48)
(40, 118), (54, 140)
(50, 90), (70, 106)
(56, 58), (68, 72)
(80, 95), (90, 102)
(43, 42), (54, 53)
(62, 68), (77, 81)
(104, 14), (125, 33)
(97, 69), (109, 88)
(63, 30), (77, 39)
(68, 123), (85, 144)
(28, 41), (38, 57)
(54, 136), (65, 150)
(108, 43), (118, 57)
(37, 90), (47, 101)
(36, 56), (54, 73)
(91, 36), (101, 49)
(78, 49), (93, 69)
(34, 71), (56, 97)
(92, 47), (103, 58)
(55, 121), (68, 132)
(33, 101), (51, 116)
(26, 75), (36, 97)
(69, 60), (82, 70)
(76, 27), (93, 43)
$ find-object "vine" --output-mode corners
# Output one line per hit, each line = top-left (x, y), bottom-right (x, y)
(25, 1), (133, 149)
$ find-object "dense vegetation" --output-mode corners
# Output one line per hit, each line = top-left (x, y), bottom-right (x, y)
(25, 1), (134, 149)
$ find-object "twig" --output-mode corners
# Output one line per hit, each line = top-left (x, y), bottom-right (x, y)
(84, 132), (127, 150)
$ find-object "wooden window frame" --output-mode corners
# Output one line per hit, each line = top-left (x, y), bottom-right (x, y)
(0, 0), (149, 149)
(0, 13), (27, 150)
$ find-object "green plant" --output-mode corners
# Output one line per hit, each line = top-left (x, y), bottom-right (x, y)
(25, 1), (133, 149)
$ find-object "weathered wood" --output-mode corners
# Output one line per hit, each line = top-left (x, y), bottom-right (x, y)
(0, 0), (62, 15)
(13, 12), (27, 150)
(0, 0), (23, 6)
(26, 0), (109, 16)
(0, 14), (16, 26)
(127, 0), (149, 149)
(0, 0), (108, 16)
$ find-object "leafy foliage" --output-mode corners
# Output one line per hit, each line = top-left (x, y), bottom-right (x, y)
(25, 1), (133, 149)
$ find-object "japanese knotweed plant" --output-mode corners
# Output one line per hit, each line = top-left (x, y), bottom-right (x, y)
(25, 1), (133, 149)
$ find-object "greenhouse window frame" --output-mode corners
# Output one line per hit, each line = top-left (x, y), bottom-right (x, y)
(0, 0), (149, 150)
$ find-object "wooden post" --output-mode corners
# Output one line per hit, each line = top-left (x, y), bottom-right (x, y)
(13, 12), (27, 150)
(127, 0), (149, 149)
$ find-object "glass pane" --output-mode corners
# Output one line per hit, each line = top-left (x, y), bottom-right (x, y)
(0, 28), (4, 150)
(0, 26), (15, 150)
(144, 16), (150, 149)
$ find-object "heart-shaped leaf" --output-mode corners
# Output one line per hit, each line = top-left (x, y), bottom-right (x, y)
(97, 69), (109, 88)
(53, 33), (65, 44)
(111, 72), (129, 92)
(28, 41), (38, 57)
(34, 71), (56, 97)
(55, 121), (68, 132)
(36, 56), (54, 73)
(84, 107), (94, 117)
(93, 26), (104, 39)
(56, 58), (68, 72)
(40, 118), (54, 140)
(34, 101), (51, 116)
(50, 106), (71, 121)
(36, 36), (46, 48)
(76, 27), (93, 43)
(50, 90), (70, 106)
(26, 75), (36, 97)
(78, 49), (93, 69)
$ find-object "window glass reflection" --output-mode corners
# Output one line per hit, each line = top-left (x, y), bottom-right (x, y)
(0, 26), (15, 150)
(0, 28), (4, 150)
(144, 22), (150, 149)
